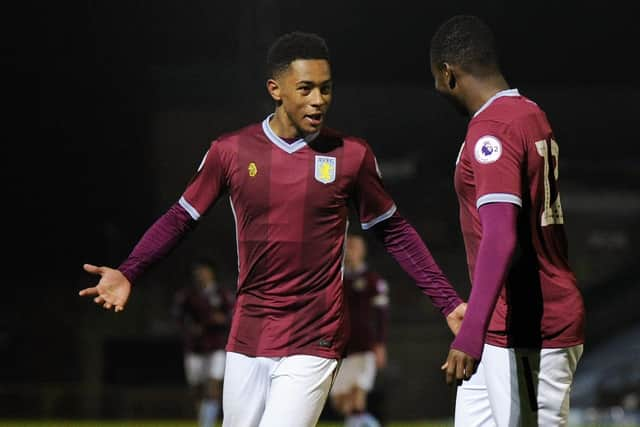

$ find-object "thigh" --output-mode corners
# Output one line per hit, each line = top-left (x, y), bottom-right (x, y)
(537, 345), (583, 427)
(355, 351), (377, 392)
(208, 349), (226, 381)
(330, 355), (357, 397)
(455, 355), (496, 427)
(484, 344), (539, 427)
(259, 354), (338, 427)
(185, 352), (205, 387)
(222, 352), (276, 427)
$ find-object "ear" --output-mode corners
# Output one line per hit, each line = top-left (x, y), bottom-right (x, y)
(267, 78), (281, 102)
(442, 62), (457, 90)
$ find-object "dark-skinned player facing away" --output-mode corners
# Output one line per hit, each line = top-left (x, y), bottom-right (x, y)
(429, 15), (585, 427)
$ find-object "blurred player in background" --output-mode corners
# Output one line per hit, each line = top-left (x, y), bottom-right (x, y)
(429, 15), (585, 426)
(330, 234), (389, 427)
(172, 257), (234, 427)
(79, 31), (466, 427)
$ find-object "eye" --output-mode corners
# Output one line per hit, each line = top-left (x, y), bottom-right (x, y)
(297, 86), (311, 95)
(320, 84), (332, 95)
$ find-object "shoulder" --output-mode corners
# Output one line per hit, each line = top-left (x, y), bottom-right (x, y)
(468, 96), (549, 156)
(471, 95), (545, 134)
(311, 128), (376, 177)
(318, 127), (372, 154)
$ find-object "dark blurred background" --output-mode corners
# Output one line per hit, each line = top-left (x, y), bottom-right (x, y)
(3, 0), (640, 422)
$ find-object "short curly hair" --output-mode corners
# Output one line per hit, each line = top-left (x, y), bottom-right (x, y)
(266, 31), (330, 79)
(430, 15), (500, 76)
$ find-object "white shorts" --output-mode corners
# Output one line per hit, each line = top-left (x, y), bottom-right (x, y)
(455, 343), (583, 427)
(222, 351), (338, 427)
(184, 349), (226, 385)
(330, 351), (377, 395)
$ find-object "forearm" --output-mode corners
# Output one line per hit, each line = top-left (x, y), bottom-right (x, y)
(451, 203), (518, 359)
(371, 212), (462, 316)
(118, 202), (196, 284)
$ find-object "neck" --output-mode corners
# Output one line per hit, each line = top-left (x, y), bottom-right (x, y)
(269, 108), (301, 139)
(465, 74), (510, 117)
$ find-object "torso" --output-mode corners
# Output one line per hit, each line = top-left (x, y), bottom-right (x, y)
(454, 90), (585, 348)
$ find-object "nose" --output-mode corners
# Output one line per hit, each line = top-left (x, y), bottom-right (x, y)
(310, 88), (326, 107)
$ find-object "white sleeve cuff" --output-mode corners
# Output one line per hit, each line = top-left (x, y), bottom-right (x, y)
(476, 193), (522, 209)
(179, 196), (201, 220)
(361, 204), (397, 230)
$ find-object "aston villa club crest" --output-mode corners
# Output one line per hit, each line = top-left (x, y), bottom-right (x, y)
(314, 155), (336, 184)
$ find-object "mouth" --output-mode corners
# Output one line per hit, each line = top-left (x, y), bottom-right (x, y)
(304, 112), (324, 127)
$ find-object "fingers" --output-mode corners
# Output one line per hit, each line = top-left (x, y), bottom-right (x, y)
(79, 264), (104, 296)
(464, 358), (476, 380)
(78, 287), (98, 296)
(83, 263), (103, 275)
(98, 299), (124, 312)
(93, 295), (111, 309)
(455, 356), (466, 382)
(86, 293), (124, 312)
(444, 351), (476, 385)
(445, 356), (456, 385)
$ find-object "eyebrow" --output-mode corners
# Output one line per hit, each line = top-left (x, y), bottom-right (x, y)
(296, 79), (333, 86)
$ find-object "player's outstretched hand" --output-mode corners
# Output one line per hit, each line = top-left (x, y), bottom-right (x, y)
(441, 348), (476, 385)
(446, 302), (467, 336)
(79, 264), (131, 312)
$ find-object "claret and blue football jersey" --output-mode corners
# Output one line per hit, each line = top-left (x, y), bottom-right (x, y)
(180, 115), (396, 359)
(455, 89), (585, 349)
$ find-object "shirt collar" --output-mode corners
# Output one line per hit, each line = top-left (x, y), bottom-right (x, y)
(261, 114), (319, 154)
(473, 88), (520, 118)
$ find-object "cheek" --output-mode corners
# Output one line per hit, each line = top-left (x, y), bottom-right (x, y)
(281, 94), (304, 112)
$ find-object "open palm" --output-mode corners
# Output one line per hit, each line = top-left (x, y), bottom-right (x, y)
(78, 263), (132, 312)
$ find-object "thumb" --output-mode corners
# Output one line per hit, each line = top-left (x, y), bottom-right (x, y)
(83, 263), (102, 275)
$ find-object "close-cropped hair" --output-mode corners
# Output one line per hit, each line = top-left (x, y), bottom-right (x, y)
(266, 31), (330, 79)
(430, 15), (500, 75)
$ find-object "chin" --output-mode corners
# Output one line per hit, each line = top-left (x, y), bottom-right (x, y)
(303, 124), (322, 135)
